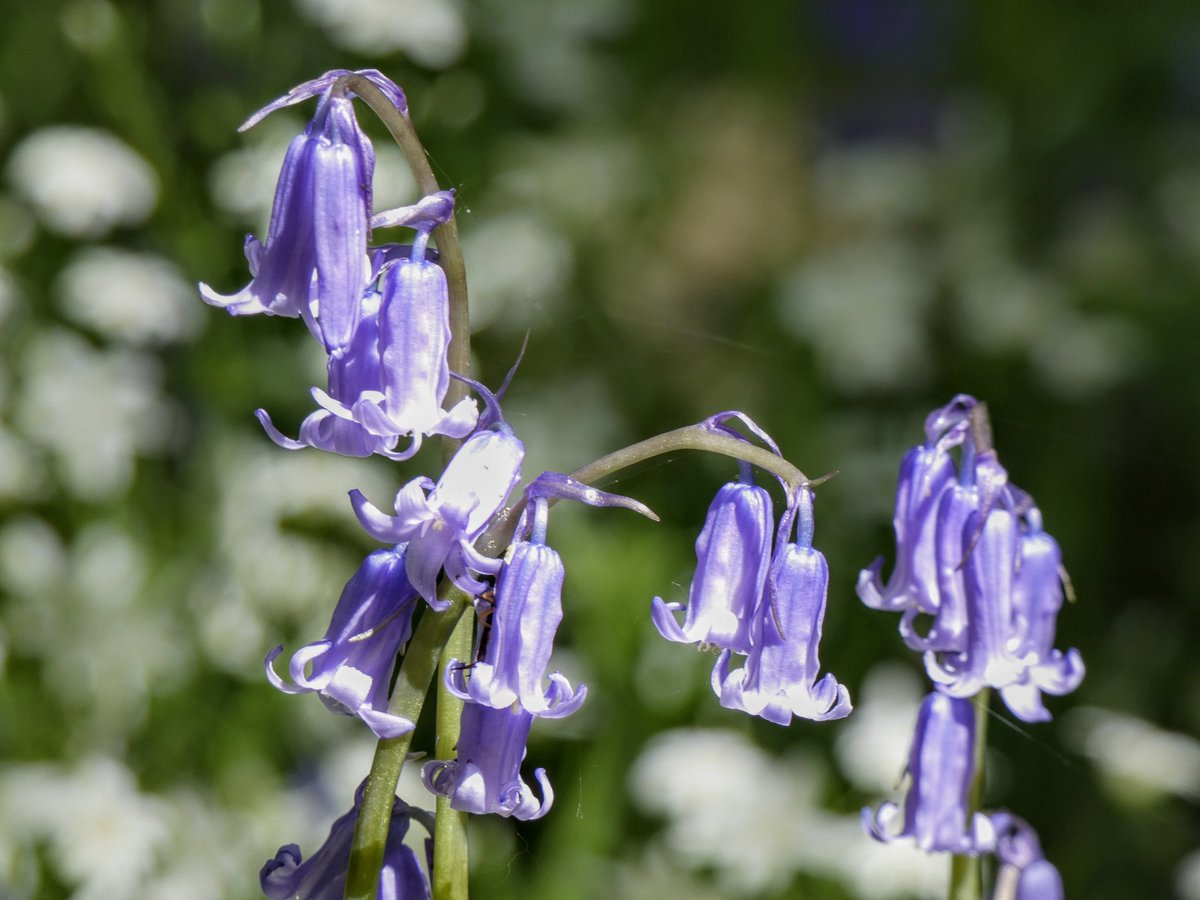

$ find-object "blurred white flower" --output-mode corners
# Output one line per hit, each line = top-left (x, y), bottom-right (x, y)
(6, 126), (157, 238)
(0, 516), (65, 597)
(1065, 706), (1200, 804)
(461, 211), (573, 330)
(15, 329), (172, 499)
(776, 236), (934, 393)
(58, 247), (201, 345)
(293, 0), (466, 67)
(835, 662), (925, 793)
(813, 142), (933, 228)
(1176, 848), (1200, 900)
(630, 728), (819, 895)
(0, 425), (44, 501)
(0, 757), (169, 900)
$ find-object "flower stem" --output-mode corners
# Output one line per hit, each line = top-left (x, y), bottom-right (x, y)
(339, 74), (474, 900)
(948, 689), (990, 900)
(344, 589), (471, 900)
(477, 422), (811, 557)
(432, 611), (473, 900)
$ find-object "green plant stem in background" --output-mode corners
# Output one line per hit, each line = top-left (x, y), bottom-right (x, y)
(338, 73), (474, 900)
(344, 589), (471, 900)
(948, 690), (990, 900)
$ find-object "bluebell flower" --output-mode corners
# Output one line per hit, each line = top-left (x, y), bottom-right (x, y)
(421, 696), (555, 820)
(859, 395), (1083, 721)
(350, 419), (524, 606)
(857, 394), (975, 616)
(266, 547), (418, 739)
(651, 480), (774, 654)
(862, 692), (994, 855)
(261, 787), (430, 900)
(988, 812), (1064, 900)
(926, 501), (1085, 723)
(713, 486), (852, 724)
(200, 70), (398, 332)
(258, 193), (479, 459)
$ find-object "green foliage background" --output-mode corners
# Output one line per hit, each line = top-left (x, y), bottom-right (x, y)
(1, 1), (1198, 897)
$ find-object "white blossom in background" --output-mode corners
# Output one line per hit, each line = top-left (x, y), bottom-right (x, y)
(1176, 849), (1200, 900)
(460, 211), (573, 330)
(6, 126), (157, 238)
(0, 425), (43, 501)
(0, 757), (169, 900)
(15, 329), (173, 499)
(834, 662), (925, 793)
(776, 236), (934, 393)
(1065, 707), (1200, 803)
(58, 247), (202, 345)
(293, 0), (466, 68)
(630, 726), (947, 898)
(630, 728), (819, 895)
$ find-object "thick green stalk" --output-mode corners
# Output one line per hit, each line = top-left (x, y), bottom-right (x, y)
(948, 690), (990, 900)
(338, 73), (474, 900)
(432, 612), (473, 900)
(344, 589), (471, 900)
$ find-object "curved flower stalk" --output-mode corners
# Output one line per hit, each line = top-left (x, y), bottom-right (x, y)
(265, 547), (420, 739)
(651, 479), (774, 653)
(863, 692), (995, 855)
(714, 486), (852, 725)
(350, 417), (525, 606)
(988, 813), (1064, 900)
(261, 787), (430, 900)
(422, 698), (555, 820)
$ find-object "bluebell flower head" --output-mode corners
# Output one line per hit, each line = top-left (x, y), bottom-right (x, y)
(858, 394), (975, 615)
(200, 71), (396, 332)
(862, 692), (995, 855)
(422, 699), (554, 820)
(988, 812), (1064, 900)
(713, 486), (852, 724)
(651, 479), (774, 654)
(859, 395), (1083, 721)
(351, 416), (525, 606)
(266, 547), (418, 739)
(259, 192), (480, 459)
(261, 787), (430, 900)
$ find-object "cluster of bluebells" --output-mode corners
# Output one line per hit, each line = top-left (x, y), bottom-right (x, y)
(204, 66), (1081, 900)
(651, 414), (852, 726)
(859, 395), (1078, 898)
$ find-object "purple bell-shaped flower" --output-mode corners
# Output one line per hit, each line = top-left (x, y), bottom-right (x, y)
(265, 547), (419, 739)
(651, 479), (774, 654)
(713, 486), (852, 725)
(862, 692), (995, 855)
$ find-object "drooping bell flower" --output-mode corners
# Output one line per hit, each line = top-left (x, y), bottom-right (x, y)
(862, 692), (994, 855)
(1004, 506), (1085, 717)
(713, 486), (852, 725)
(857, 394), (975, 615)
(308, 191), (479, 459)
(988, 813), (1064, 900)
(261, 785), (430, 900)
(265, 547), (418, 739)
(259, 193), (479, 459)
(200, 69), (396, 334)
(651, 479), (774, 654)
(422, 699), (554, 820)
(351, 408), (524, 605)
(445, 478), (653, 719)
